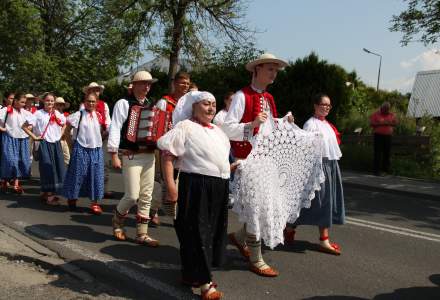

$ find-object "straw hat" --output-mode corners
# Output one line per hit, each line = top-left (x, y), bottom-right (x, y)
(245, 53), (288, 72)
(82, 82), (105, 94)
(131, 71), (158, 83)
(25, 93), (36, 99)
(55, 97), (70, 109)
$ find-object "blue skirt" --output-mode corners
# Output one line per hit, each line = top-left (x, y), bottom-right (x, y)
(62, 142), (104, 201)
(294, 158), (345, 227)
(39, 140), (65, 193)
(0, 133), (30, 180)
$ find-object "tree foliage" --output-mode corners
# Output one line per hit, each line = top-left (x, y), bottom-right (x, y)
(390, 0), (440, 45)
(0, 0), (128, 107)
(101, 0), (253, 84)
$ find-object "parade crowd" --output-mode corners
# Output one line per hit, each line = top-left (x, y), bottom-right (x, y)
(0, 53), (345, 300)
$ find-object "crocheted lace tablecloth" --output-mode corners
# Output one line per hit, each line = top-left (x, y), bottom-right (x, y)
(232, 119), (325, 248)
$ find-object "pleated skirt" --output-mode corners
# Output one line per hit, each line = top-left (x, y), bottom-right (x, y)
(39, 140), (66, 193)
(0, 133), (30, 180)
(62, 142), (104, 201)
(294, 158), (345, 227)
(175, 172), (229, 285)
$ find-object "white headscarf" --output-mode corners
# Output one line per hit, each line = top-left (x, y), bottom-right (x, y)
(172, 91), (216, 126)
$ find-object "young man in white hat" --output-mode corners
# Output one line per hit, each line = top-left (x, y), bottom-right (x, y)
(108, 70), (167, 247)
(221, 53), (293, 277)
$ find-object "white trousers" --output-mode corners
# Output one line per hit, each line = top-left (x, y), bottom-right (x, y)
(116, 152), (155, 219)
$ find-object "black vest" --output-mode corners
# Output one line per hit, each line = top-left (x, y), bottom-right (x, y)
(119, 97), (154, 151)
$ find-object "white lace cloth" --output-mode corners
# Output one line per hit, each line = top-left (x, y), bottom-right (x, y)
(232, 117), (325, 249)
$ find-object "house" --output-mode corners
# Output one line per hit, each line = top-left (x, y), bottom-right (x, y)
(407, 69), (440, 118)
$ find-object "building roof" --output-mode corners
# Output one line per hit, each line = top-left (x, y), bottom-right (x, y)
(114, 56), (192, 84)
(407, 69), (440, 118)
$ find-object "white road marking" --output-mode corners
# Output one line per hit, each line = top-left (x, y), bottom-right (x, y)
(346, 217), (440, 243)
(13, 221), (197, 300)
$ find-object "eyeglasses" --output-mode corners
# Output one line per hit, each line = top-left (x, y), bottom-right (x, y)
(318, 104), (332, 109)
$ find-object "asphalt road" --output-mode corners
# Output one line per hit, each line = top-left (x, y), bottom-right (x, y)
(0, 167), (439, 300)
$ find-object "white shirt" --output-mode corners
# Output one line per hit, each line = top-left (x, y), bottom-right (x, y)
(0, 107), (34, 138)
(158, 119), (231, 179)
(303, 117), (342, 160)
(108, 98), (167, 153)
(30, 110), (66, 143)
(67, 110), (103, 148)
(79, 101), (111, 129)
(213, 109), (228, 126)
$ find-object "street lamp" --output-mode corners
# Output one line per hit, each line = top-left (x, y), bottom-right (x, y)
(363, 48), (382, 91)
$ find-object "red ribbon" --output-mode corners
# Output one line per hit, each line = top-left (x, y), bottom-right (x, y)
(6, 105), (14, 114)
(49, 113), (63, 126)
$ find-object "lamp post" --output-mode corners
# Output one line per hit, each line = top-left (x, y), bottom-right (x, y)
(363, 48), (382, 91)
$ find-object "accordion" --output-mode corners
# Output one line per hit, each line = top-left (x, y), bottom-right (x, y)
(126, 106), (171, 146)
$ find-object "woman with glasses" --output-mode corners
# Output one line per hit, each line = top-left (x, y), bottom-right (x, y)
(284, 93), (345, 255)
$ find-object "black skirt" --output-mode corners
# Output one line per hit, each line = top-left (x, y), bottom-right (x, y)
(175, 172), (229, 285)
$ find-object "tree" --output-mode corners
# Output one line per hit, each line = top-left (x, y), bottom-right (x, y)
(102, 0), (253, 86)
(390, 0), (440, 45)
(0, 0), (128, 107)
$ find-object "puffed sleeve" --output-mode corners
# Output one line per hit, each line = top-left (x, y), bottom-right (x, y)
(157, 120), (188, 157)
(25, 110), (37, 126)
(56, 110), (66, 125)
(67, 111), (81, 128)
(0, 108), (6, 126)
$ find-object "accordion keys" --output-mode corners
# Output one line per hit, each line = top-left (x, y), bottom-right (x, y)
(126, 106), (171, 146)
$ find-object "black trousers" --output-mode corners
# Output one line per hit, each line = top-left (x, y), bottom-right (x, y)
(373, 134), (392, 174)
(175, 172), (229, 285)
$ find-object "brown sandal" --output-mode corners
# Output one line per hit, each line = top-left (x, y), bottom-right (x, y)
(113, 228), (127, 241)
(318, 236), (341, 255)
(249, 264), (279, 277)
(201, 283), (223, 300)
(46, 196), (60, 206)
(136, 234), (159, 247)
(228, 233), (250, 260)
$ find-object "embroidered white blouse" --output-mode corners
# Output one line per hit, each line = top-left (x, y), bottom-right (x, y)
(29, 110), (66, 143)
(0, 107), (34, 139)
(67, 110), (103, 149)
(79, 101), (111, 130)
(303, 117), (342, 160)
(157, 119), (231, 179)
(108, 98), (167, 153)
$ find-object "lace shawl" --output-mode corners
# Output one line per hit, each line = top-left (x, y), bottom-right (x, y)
(231, 118), (325, 248)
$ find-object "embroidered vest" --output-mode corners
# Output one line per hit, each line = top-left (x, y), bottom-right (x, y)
(119, 97), (154, 151)
(231, 86), (278, 159)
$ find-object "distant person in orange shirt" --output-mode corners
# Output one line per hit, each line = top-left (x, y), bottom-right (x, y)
(370, 102), (398, 176)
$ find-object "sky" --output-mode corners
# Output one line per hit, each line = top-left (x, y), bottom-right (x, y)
(245, 0), (440, 93)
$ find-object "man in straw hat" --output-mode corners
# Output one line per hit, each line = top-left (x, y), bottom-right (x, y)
(108, 70), (167, 247)
(24, 94), (38, 114)
(221, 53), (294, 277)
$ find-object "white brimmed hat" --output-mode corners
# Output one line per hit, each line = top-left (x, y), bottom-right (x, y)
(131, 71), (158, 83)
(25, 93), (36, 99)
(82, 82), (105, 94)
(55, 97), (70, 109)
(172, 91), (216, 126)
(245, 53), (288, 72)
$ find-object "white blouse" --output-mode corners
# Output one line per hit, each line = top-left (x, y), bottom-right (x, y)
(108, 98), (167, 153)
(303, 117), (342, 160)
(0, 107), (34, 138)
(30, 110), (66, 143)
(157, 119), (231, 179)
(213, 109), (228, 126)
(79, 101), (111, 129)
(67, 110), (103, 149)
